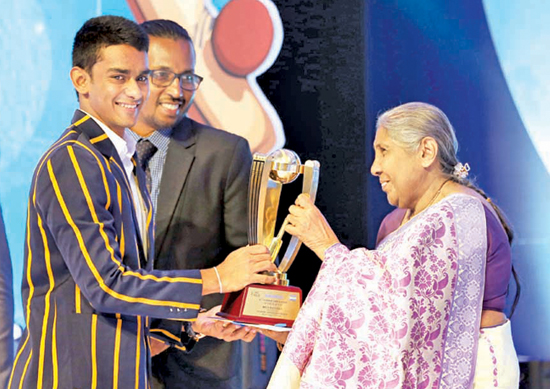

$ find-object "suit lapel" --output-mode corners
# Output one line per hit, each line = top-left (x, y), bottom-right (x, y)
(155, 117), (196, 257)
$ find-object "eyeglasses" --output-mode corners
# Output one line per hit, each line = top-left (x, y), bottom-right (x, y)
(150, 70), (203, 90)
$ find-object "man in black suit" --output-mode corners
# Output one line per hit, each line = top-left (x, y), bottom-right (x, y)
(132, 19), (277, 388)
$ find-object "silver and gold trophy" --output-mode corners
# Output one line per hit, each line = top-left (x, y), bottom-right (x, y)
(218, 149), (320, 327)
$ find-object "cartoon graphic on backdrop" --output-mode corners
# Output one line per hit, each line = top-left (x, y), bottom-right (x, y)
(127, 0), (285, 153)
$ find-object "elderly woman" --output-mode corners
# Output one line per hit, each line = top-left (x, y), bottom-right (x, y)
(267, 102), (519, 388)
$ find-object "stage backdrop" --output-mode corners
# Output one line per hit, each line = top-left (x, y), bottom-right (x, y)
(0, 0), (548, 361)
(362, 0), (550, 360)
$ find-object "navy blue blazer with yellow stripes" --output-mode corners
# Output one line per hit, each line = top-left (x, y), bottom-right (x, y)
(10, 110), (204, 389)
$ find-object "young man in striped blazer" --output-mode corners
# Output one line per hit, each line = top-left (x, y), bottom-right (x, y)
(9, 15), (275, 389)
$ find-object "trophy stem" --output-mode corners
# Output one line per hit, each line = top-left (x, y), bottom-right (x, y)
(268, 217), (289, 262)
(264, 271), (289, 286)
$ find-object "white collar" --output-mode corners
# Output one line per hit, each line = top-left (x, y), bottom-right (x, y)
(79, 109), (137, 160)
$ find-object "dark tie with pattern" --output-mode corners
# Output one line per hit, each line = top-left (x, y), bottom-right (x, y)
(135, 139), (157, 193)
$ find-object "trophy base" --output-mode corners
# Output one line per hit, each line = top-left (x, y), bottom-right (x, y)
(218, 283), (302, 327)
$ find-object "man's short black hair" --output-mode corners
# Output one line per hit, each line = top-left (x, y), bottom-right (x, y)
(140, 19), (193, 43)
(72, 15), (149, 73)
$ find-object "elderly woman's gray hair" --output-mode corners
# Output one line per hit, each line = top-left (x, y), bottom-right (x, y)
(376, 102), (460, 178)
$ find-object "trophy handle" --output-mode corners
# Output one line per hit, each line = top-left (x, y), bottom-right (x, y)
(277, 160), (320, 273)
(248, 156), (265, 245)
(248, 154), (283, 247)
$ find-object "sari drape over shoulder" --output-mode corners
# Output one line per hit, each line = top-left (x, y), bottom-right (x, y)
(269, 194), (487, 389)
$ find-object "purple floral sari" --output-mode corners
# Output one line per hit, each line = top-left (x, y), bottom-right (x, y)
(269, 194), (487, 388)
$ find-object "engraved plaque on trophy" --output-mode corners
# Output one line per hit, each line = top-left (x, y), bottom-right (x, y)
(218, 149), (320, 328)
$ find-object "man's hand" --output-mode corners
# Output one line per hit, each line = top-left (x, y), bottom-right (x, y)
(259, 328), (289, 346)
(201, 245), (276, 295)
(149, 337), (170, 356)
(191, 306), (257, 342)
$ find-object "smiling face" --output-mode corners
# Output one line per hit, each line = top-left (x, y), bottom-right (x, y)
(133, 37), (196, 137)
(72, 44), (149, 137)
(370, 127), (426, 209)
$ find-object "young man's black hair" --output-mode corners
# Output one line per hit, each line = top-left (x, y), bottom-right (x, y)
(72, 15), (149, 73)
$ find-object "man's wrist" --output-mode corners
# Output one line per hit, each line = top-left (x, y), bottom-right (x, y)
(185, 322), (205, 342)
(200, 268), (221, 295)
(190, 308), (208, 334)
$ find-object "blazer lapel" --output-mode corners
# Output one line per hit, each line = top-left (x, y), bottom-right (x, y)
(72, 110), (116, 159)
(71, 110), (148, 267)
(72, 110), (126, 182)
(155, 117), (196, 258)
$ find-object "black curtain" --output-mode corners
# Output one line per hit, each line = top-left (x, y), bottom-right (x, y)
(257, 0), (369, 296)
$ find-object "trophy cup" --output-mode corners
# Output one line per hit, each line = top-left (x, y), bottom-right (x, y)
(218, 149), (320, 327)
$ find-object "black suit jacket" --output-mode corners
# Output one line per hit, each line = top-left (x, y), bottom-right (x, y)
(151, 117), (258, 388)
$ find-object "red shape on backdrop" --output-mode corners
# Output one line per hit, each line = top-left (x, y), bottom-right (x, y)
(212, 0), (275, 77)
(187, 105), (208, 125)
(126, 0), (146, 23)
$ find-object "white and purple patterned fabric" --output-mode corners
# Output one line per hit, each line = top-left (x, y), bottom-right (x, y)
(269, 194), (487, 388)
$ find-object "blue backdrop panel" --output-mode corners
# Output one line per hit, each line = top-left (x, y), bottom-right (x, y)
(366, 0), (550, 360)
(0, 0), (134, 327)
(1, 0), (548, 363)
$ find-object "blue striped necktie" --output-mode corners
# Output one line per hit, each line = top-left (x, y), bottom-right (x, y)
(135, 139), (157, 194)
